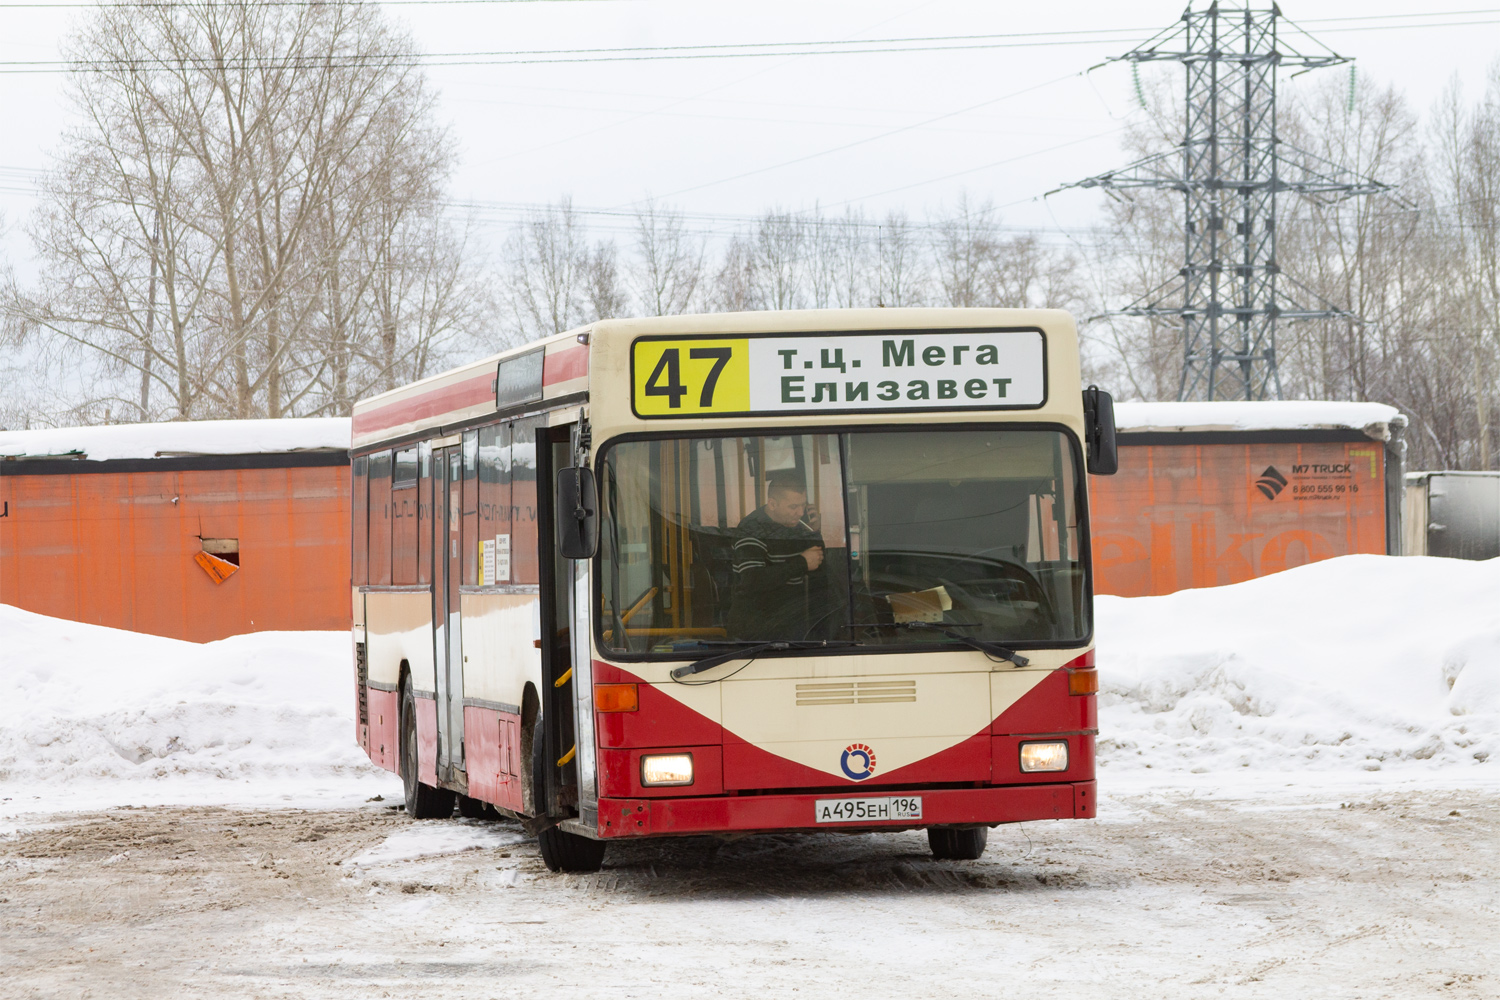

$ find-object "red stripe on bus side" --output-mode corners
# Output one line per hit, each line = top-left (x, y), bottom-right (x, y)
(543, 344), (589, 385)
(352, 371), (495, 441)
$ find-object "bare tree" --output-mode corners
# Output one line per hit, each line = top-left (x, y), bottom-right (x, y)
(502, 198), (591, 340)
(751, 210), (807, 310)
(500, 198), (634, 340)
(933, 193), (999, 308)
(1431, 66), (1500, 468)
(357, 212), (494, 401)
(1078, 71), (1195, 400)
(583, 241), (630, 323)
(875, 210), (927, 307)
(629, 201), (703, 315)
(825, 208), (874, 308)
(1086, 63), (1500, 471)
(2, 0), (487, 421)
(710, 234), (757, 312)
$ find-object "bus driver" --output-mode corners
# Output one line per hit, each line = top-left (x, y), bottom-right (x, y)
(728, 473), (827, 640)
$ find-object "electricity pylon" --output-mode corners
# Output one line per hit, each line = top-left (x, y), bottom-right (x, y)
(1062, 3), (1389, 401)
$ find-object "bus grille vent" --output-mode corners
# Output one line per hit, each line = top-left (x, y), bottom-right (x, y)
(796, 680), (916, 706)
(355, 641), (369, 726)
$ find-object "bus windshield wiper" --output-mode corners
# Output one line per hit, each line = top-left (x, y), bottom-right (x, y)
(668, 639), (859, 681)
(845, 622), (1030, 667)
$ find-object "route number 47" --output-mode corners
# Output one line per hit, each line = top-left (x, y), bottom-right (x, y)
(644, 347), (733, 408)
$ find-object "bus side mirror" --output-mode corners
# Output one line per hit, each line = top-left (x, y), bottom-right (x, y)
(556, 467), (598, 559)
(1083, 386), (1119, 476)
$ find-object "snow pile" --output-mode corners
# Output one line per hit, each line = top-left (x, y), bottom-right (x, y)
(1098, 554), (1500, 773)
(0, 417), (349, 461)
(347, 823), (526, 867)
(4, 553), (1495, 817)
(1114, 400), (1401, 437)
(0, 604), (395, 813)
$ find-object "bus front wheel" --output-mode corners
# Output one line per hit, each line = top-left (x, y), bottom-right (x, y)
(400, 683), (455, 819)
(531, 723), (607, 872)
(928, 825), (988, 860)
(538, 825), (607, 873)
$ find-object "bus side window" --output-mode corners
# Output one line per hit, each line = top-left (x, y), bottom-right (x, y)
(392, 447), (419, 585)
(478, 424), (511, 585)
(368, 451), (393, 586)
(1025, 461), (1080, 565)
(510, 418), (544, 585)
(351, 454), (369, 587)
(417, 443), (433, 586)
(462, 431), (480, 586)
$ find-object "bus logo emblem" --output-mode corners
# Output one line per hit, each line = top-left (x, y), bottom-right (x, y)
(840, 743), (877, 781)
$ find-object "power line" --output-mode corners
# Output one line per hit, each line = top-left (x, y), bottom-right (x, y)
(1, 2), (1494, 16)
(828, 127), (1128, 209)
(1295, 7), (1500, 23)
(0, 35), (1157, 74)
(0, 163), (1101, 244)
(449, 197), (1100, 231)
(0, 12), (1494, 72)
(1309, 16), (1500, 34)
(448, 92), (1091, 136)
(0, 0), (636, 6)
(450, 78), (1108, 121)
(0, 26), (1165, 64)
(614, 69), (1090, 208)
(464, 2), (932, 170)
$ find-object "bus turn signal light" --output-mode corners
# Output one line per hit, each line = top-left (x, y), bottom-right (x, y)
(594, 683), (639, 713)
(1068, 667), (1099, 695)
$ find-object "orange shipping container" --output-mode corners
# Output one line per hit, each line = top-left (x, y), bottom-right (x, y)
(0, 419), (351, 642)
(1089, 402), (1406, 598)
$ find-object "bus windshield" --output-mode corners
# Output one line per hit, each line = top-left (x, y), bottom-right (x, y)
(598, 427), (1088, 656)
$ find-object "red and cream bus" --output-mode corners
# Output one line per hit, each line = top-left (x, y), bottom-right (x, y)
(351, 308), (1117, 871)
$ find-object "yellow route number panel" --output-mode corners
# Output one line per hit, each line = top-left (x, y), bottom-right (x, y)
(631, 338), (751, 416)
(630, 330), (1046, 418)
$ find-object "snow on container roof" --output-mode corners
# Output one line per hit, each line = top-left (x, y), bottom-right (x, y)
(0, 417), (350, 462)
(1114, 401), (1404, 440)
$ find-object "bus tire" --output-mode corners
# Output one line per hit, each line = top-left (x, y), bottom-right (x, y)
(400, 683), (455, 820)
(529, 720), (607, 872)
(538, 825), (607, 873)
(457, 795), (489, 819)
(927, 825), (988, 860)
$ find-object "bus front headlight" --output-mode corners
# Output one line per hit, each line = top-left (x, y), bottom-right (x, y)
(641, 753), (694, 786)
(1019, 741), (1069, 773)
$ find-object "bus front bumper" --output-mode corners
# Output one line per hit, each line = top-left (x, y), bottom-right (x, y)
(594, 780), (1095, 839)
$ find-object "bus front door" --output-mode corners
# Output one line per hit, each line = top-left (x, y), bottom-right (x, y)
(537, 423), (598, 830)
(433, 446), (465, 782)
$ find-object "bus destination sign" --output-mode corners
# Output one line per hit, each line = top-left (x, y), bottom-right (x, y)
(630, 329), (1045, 418)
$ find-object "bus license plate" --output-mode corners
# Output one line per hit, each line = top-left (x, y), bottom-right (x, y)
(814, 796), (923, 824)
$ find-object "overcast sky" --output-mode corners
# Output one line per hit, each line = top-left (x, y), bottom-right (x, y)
(1, 0), (1498, 276)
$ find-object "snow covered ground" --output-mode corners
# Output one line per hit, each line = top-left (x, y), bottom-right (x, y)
(0, 416), (349, 461)
(0, 605), (400, 819)
(1097, 553), (1500, 778)
(3, 553), (1496, 821)
(3, 555), (1498, 996)
(1113, 399), (1402, 435)
(4, 789), (1496, 998)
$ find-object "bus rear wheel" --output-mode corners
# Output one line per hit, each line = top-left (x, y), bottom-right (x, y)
(457, 795), (498, 819)
(928, 825), (988, 860)
(400, 683), (455, 819)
